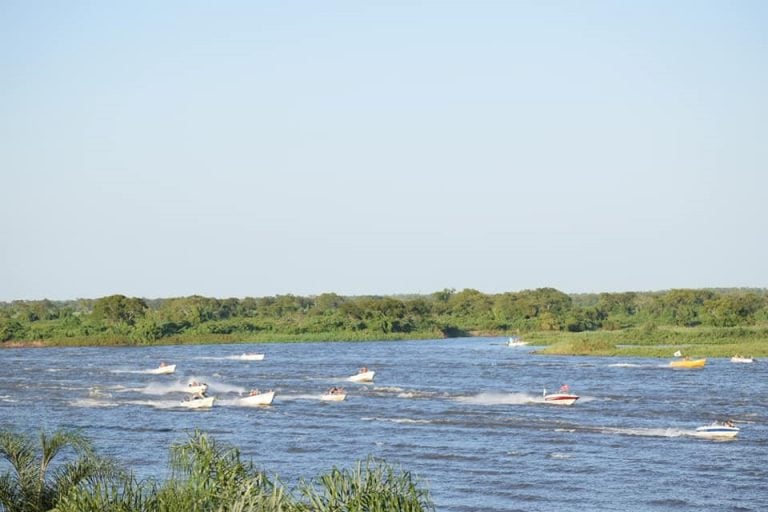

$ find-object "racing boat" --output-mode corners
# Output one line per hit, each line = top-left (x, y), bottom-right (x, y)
(239, 390), (275, 406)
(730, 356), (756, 364)
(543, 385), (579, 405)
(185, 382), (208, 395)
(148, 363), (176, 375)
(320, 387), (347, 401)
(238, 353), (265, 361)
(669, 358), (706, 369)
(348, 368), (375, 382)
(694, 421), (739, 439)
(507, 336), (528, 347)
(180, 395), (215, 409)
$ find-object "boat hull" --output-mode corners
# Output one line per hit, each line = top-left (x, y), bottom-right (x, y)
(238, 353), (265, 361)
(320, 393), (346, 401)
(669, 359), (706, 368)
(348, 371), (375, 383)
(694, 425), (739, 438)
(180, 396), (215, 409)
(148, 365), (176, 375)
(239, 391), (275, 406)
(543, 393), (579, 405)
(731, 357), (755, 364)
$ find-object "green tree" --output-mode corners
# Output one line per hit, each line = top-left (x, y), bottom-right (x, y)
(92, 295), (148, 326)
(0, 429), (113, 512)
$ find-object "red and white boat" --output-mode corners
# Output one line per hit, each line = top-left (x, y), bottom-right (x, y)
(543, 385), (579, 406)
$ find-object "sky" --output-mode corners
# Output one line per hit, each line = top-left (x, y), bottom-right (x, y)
(1, 1), (767, 301)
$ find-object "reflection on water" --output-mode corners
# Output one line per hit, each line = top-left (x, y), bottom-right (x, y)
(1, 338), (766, 511)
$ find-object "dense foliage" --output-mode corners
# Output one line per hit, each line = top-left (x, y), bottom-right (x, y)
(1, 288), (767, 347)
(0, 429), (433, 512)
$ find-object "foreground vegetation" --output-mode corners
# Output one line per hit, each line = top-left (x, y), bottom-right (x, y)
(1, 288), (767, 356)
(0, 428), (434, 512)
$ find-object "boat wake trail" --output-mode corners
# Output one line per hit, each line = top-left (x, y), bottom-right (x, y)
(598, 426), (688, 438)
(361, 416), (432, 425)
(454, 392), (538, 405)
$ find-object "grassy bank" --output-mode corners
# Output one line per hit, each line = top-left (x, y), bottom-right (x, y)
(527, 325), (768, 357)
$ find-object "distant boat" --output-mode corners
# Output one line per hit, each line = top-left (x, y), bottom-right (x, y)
(694, 421), (739, 439)
(507, 337), (528, 347)
(348, 368), (375, 383)
(730, 356), (756, 364)
(185, 382), (208, 395)
(239, 390), (275, 406)
(320, 387), (347, 401)
(148, 363), (176, 375)
(180, 395), (215, 409)
(669, 358), (706, 369)
(543, 385), (579, 406)
(238, 353), (265, 361)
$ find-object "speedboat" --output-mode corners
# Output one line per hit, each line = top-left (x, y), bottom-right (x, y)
(669, 358), (706, 369)
(731, 356), (756, 364)
(694, 422), (739, 439)
(238, 353), (265, 361)
(148, 364), (176, 375)
(185, 382), (208, 395)
(543, 392), (580, 406)
(507, 337), (528, 347)
(180, 395), (215, 409)
(321, 388), (347, 401)
(238, 390), (275, 406)
(348, 369), (375, 383)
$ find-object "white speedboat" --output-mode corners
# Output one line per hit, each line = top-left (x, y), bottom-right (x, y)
(694, 422), (739, 439)
(185, 382), (208, 395)
(148, 364), (176, 375)
(348, 369), (375, 382)
(238, 353), (265, 361)
(239, 390), (275, 406)
(730, 356), (756, 364)
(321, 387), (347, 401)
(507, 337), (528, 347)
(180, 395), (215, 409)
(543, 392), (580, 405)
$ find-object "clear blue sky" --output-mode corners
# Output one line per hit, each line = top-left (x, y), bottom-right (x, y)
(1, 1), (766, 301)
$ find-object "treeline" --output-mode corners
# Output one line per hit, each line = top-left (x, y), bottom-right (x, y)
(1, 288), (767, 345)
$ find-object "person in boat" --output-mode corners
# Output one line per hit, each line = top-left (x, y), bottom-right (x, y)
(249, 389), (260, 396)
(359, 367), (368, 374)
(559, 384), (570, 393)
(159, 362), (167, 367)
(725, 419), (735, 428)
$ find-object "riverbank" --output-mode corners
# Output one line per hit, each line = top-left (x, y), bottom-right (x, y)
(3, 324), (767, 358)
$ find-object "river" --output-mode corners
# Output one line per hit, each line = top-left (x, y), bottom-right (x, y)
(1, 338), (766, 511)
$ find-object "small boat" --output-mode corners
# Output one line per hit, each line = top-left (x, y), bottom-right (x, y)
(320, 387), (347, 401)
(694, 421), (739, 439)
(180, 395), (215, 409)
(239, 390), (275, 406)
(148, 363), (176, 375)
(348, 368), (375, 383)
(543, 385), (579, 405)
(238, 353), (265, 361)
(669, 358), (706, 368)
(185, 382), (208, 395)
(507, 337), (528, 347)
(543, 393), (580, 405)
(731, 356), (756, 364)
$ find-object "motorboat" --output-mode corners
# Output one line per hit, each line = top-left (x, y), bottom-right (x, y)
(669, 358), (706, 369)
(543, 385), (579, 405)
(694, 422), (739, 439)
(731, 356), (756, 364)
(180, 395), (215, 409)
(543, 393), (580, 405)
(148, 363), (176, 375)
(321, 387), (347, 401)
(507, 337), (528, 347)
(348, 368), (375, 382)
(239, 390), (275, 406)
(238, 353), (265, 361)
(185, 382), (208, 395)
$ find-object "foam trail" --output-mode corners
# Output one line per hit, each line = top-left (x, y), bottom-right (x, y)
(454, 392), (538, 405)
(361, 417), (432, 425)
